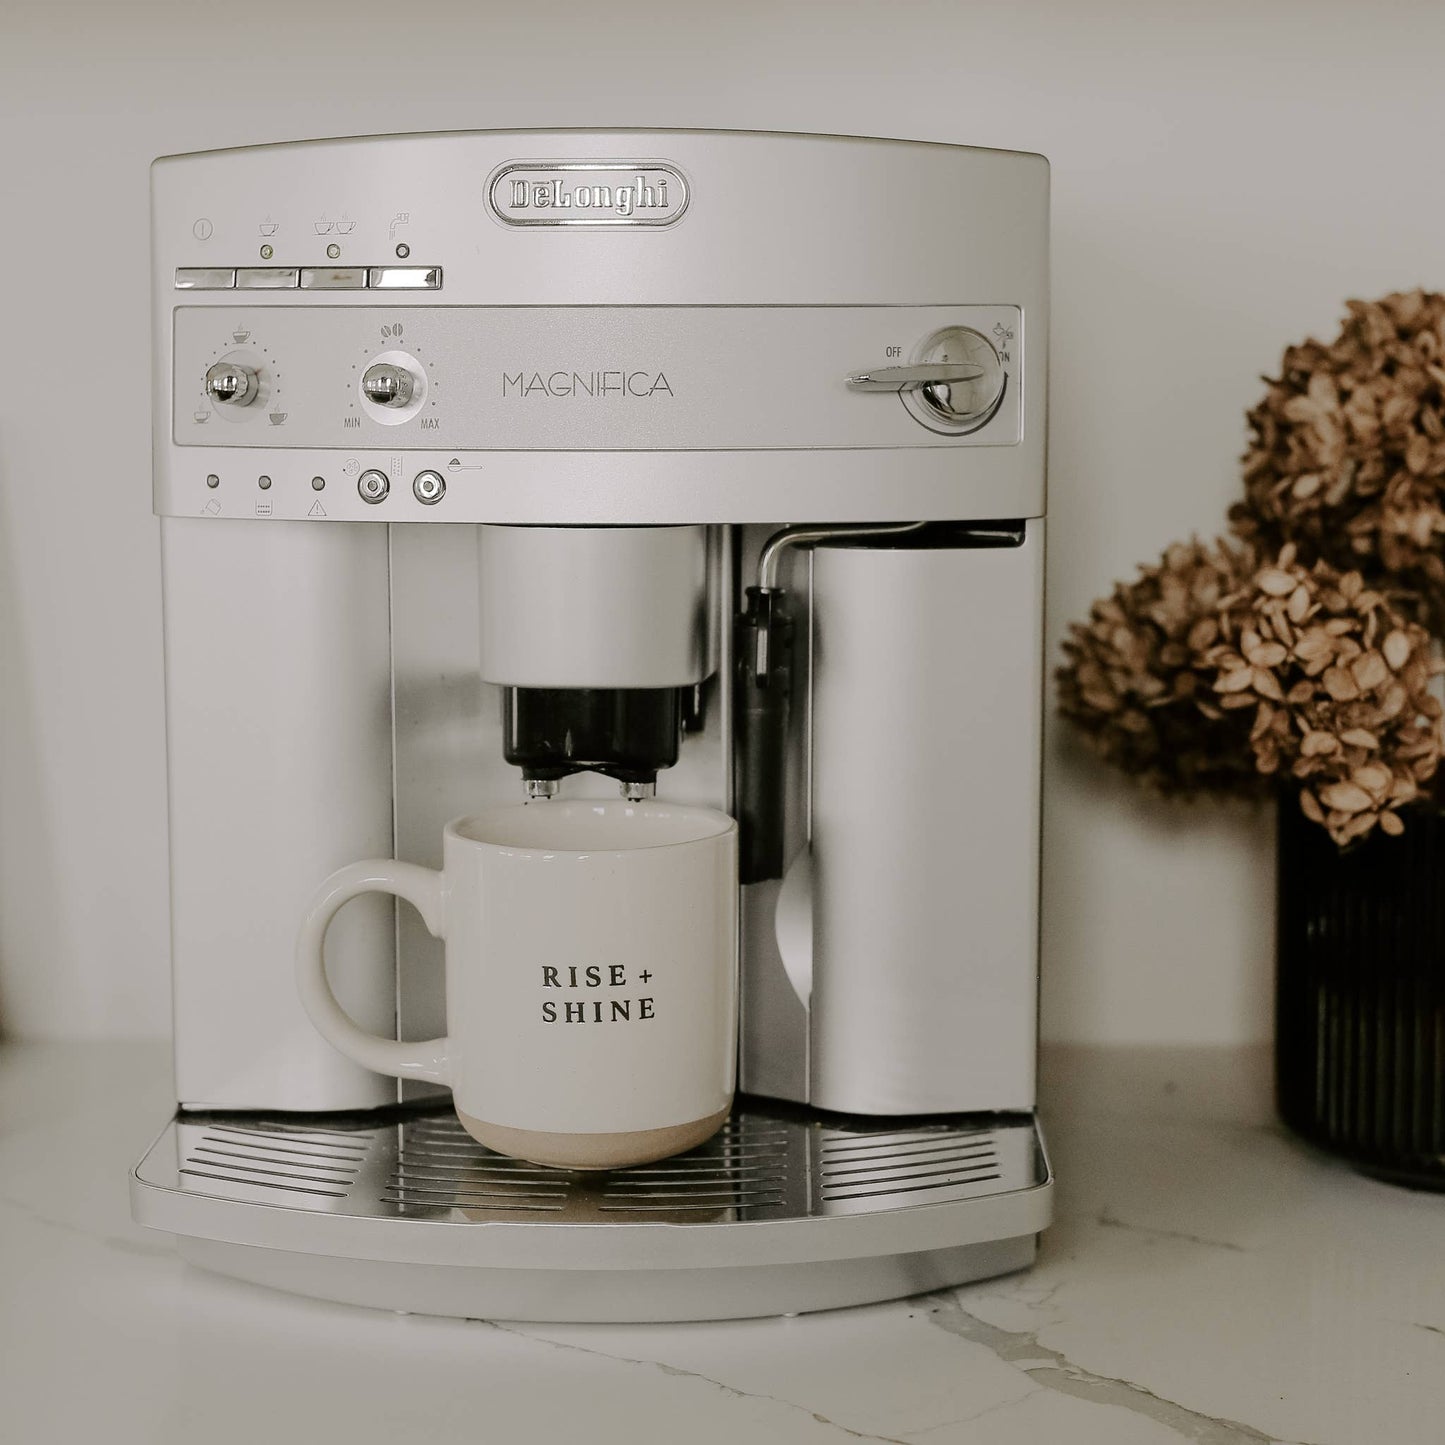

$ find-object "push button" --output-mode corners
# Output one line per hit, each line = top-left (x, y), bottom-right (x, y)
(367, 266), (442, 290)
(413, 470), (445, 504)
(174, 268), (236, 289)
(235, 267), (300, 289)
(357, 469), (390, 503)
(299, 267), (369, 290)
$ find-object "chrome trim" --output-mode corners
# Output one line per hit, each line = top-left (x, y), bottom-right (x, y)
(357, 469), (390, 503)
(235, 267), (301, 289)
(204, 361), (259, 407)
(174, 268), (236, 290)
(367, 266), (442, 290)
(846, 363), (985, 391)
(757, 521), (926, 591)
(137, 1105), (1047, 1229)
(486, 160), (690, 229)
(360, 363), (415, 408)
(412, 470), (446, 505)
(299, 267), (369, 290)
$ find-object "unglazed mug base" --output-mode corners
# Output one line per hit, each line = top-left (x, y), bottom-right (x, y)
(457, 1102), (732, 1170)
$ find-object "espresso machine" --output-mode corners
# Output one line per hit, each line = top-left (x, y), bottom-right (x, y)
(130, 129), (1053, 1321)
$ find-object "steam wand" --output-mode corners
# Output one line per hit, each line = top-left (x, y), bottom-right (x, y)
(735, 521), (926, 881)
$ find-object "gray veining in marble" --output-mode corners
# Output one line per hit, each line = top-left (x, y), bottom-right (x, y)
(1, 1040), (1441, 1445)
(923, 1292), (1309, 1445)
(483, 1320), (919, 1445)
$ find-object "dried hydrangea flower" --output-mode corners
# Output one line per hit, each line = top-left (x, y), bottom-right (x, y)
(1058, 538), (1443, 844)
(1057, 537), (1264, 798)
(1201, 548), (1442, 845)
(1230, 290), (1445, 619)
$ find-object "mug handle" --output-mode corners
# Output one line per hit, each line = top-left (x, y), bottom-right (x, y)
(296, 860), (450, 1085)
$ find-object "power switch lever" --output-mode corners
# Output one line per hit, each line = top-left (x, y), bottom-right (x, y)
(846, 362), (984, 390)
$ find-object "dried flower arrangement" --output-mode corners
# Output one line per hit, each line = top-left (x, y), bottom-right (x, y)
(1059, 291), (1445, 845)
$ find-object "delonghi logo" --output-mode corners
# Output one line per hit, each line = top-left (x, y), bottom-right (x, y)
(486, 161), (689, 227)
(502, 370), (674, 398)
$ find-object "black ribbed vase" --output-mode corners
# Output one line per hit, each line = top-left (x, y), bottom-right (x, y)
(1276, 793), (1445, 1188)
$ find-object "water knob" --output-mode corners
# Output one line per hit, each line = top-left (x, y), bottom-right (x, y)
(361, 362), (416, 408)
(205, 360), (260, 407)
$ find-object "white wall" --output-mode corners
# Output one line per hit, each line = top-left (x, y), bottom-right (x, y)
(3, 0), (1442, 1041)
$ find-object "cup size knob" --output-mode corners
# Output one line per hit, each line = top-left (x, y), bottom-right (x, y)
(205, 360), (260, 407)
(361, 362), (416, 408)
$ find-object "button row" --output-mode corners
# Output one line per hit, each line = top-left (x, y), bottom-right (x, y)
(357, 469), (447, 506)
(175, 266), (441, 291)
(200, 469), (447, 508)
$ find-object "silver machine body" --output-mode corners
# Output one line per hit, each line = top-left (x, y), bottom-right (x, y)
(131, 129), (1054, 1321)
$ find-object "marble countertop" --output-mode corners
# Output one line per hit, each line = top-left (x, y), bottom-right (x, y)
(2, 1039), (1442, 1445)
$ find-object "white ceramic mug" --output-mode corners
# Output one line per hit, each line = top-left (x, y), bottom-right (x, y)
(296, 800), (738, 1169)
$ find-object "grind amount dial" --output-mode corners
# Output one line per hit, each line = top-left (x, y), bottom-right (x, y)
(357, 349), (427, 425)
(361, 362), (415, 408)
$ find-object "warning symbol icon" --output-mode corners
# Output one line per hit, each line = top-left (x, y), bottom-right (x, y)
(308, 500), (326, 517)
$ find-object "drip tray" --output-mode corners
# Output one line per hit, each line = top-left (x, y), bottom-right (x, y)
(132, 1100), (1052, 1322)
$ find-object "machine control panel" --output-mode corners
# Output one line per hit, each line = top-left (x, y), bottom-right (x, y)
(172, 304), (1024, 452)
(152, 131), (1047, 523)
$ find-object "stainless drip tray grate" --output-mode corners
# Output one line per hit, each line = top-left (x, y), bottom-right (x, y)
(156, 1102), (1039, 1223)
(178, 1121), (373, 1199)
(386, 1114), (793, 1219)
(133, 1100), (1052, 1320)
